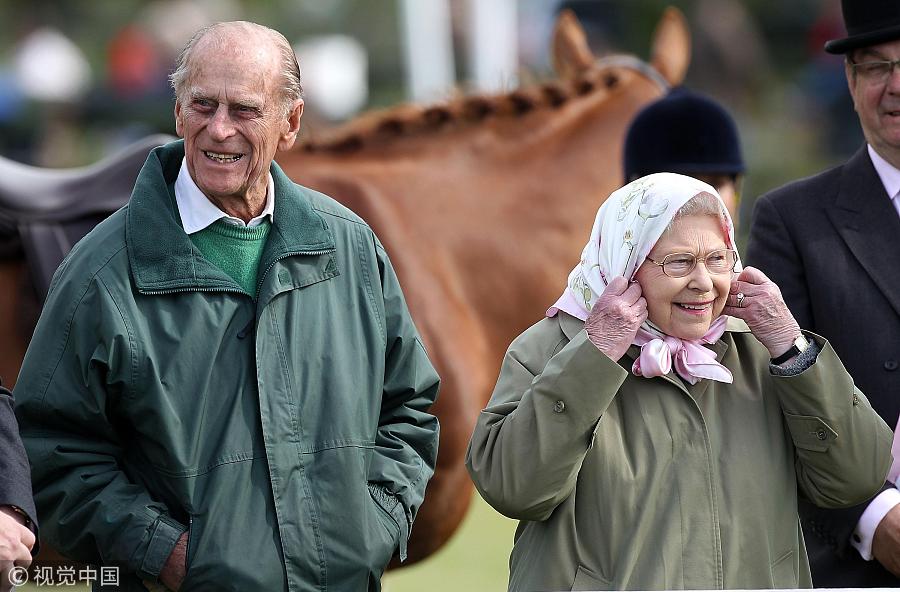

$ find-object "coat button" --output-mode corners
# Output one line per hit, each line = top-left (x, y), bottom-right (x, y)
(553, 400), (565, 413)
(885, 360), (899, 371)
(815, 428), (828, 441)
(852, 393), (860, 406)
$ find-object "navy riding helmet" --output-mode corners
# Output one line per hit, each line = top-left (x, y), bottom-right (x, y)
(623, 87), (745, 182)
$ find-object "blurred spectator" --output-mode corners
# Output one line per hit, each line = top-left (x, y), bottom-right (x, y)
(107, 25), (164, 99)
(13, 27), (90, 103)
(799, 0), (863, 158)
(623, 87), (746, 225)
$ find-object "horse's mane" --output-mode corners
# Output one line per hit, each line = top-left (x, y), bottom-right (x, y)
(298, 63), (628, 154)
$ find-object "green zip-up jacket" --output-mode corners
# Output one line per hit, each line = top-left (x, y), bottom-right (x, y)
(14, 141), (440, 591)
(466, 313), (891, 591)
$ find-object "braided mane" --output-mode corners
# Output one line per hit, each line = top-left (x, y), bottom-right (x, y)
(297, 64), (631, 154)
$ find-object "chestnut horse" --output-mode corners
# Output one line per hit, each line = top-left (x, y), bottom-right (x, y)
(0, 9), (689, 567)
(282, 9), (690, 563)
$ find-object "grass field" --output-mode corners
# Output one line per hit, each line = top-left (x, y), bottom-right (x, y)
(384, 494), (516, 591)
(19, 494), (516, 591)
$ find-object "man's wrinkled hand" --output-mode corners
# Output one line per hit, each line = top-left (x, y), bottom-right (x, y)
(873, 504), (900, 577)
(0, 506), (34, 592)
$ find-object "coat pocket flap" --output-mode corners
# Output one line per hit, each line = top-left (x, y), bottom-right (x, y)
(783, 413), (838, 452)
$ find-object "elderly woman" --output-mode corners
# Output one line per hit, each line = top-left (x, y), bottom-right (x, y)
(466, 173), (891, 590)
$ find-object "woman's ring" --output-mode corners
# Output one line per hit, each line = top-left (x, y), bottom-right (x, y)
(736, 292), (745, 308)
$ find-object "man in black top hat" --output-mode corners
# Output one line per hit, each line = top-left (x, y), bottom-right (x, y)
(746, 0), (900, 585)
(623, 87), (745, 225)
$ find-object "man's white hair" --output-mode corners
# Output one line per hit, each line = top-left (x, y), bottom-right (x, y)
(169, 21), (303, 113)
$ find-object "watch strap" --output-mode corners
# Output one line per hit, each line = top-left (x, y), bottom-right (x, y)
(771, 335), (809, 365)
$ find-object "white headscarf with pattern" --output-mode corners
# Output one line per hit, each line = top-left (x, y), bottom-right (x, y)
(547, 172), (742, 384)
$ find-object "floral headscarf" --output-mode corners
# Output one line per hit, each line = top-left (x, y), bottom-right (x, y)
(547, 172), (742, 384)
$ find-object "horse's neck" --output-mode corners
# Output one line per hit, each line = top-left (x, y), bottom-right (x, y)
(286, 76), (662, 343)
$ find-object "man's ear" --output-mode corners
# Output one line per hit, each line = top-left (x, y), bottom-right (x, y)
(174, 101), (185, 138)
(278, 99), (304, 151)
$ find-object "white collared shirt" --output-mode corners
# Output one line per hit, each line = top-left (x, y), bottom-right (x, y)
(868, 144), (900, 215)
(174, 159), (275, 234)
(851, 145), (900, 561)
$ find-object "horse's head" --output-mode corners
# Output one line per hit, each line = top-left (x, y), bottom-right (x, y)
(553, 6), (690, 90)
(297, 9), (689, 156)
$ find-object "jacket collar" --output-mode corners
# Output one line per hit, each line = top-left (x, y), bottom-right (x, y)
(126, 140), (334, 293)
(827, 145), (900, 318)
(557, 312), (747, 395)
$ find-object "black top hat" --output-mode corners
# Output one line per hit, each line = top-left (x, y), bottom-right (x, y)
(623, 88), (744, 183)
(825, 0), (900, 54)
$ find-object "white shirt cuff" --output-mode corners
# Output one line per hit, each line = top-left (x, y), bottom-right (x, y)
(852, 487), (900, 560)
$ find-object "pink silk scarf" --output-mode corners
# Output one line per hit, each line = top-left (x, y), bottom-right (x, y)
(632, 316), (732, 385)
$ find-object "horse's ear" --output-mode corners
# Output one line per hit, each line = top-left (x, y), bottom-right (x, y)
(552, 9), (595, 81)
(649, 7), (691, 86)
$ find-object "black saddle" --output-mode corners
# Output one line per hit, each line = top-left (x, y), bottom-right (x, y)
(0, 134), (175, 301)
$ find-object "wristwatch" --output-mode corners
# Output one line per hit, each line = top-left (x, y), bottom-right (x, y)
(771, 334), (810, 365)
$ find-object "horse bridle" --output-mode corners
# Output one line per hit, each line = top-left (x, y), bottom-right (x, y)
(593, 54), (671, 93)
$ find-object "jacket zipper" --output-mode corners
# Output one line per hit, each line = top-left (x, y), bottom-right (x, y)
(254, 248), (336, 296)
(140, 248), (335, 297)
(186, 515), (195, 572)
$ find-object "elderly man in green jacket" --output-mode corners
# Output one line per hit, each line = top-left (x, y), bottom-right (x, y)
(14, 21), (440, 592)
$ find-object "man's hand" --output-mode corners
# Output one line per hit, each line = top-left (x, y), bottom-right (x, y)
(0, 506), (35, 592)
(873, 504), (900, 577)
(155, 532), (188, 591)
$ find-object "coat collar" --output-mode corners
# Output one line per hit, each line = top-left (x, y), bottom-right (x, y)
(126, 140), (335, 293)
(827, 145), (900, 318)
(557, 312), (747, 397)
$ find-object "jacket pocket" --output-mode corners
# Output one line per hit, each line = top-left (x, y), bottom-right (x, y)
(783, 413), (837, 452)
(771, 550), (796, 587)
(572, 565), (611, 591)
(368, 484), (408, 561)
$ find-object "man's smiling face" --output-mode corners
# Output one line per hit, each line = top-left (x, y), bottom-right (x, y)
(175, 29), (298, 207)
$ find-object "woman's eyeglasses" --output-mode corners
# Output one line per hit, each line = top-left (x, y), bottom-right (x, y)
(645, 249), (737, 278)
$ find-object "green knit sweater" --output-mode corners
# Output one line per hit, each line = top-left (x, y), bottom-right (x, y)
(189, 219), (271, 296)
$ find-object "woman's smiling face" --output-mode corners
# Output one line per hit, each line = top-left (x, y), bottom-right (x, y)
(634, 214), (732, 340)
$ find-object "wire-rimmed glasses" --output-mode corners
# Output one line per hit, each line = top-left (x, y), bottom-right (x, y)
(645, 248), (737, 278)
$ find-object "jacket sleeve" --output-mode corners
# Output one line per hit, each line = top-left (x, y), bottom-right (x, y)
(745, 193), (814, 329)
(14, 277), (184, 580)
(0, 386), (39, 547)
(772, 333), (892, 509)
(367, 242), (440, 562)
(466, 327), (627, 521)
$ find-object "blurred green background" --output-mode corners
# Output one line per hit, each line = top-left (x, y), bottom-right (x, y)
(4, 0), (862, 589)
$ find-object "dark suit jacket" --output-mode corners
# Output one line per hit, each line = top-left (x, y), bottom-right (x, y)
(746, 145), (899, 586)
(0, 385), (38, 544)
